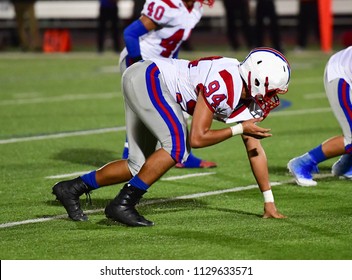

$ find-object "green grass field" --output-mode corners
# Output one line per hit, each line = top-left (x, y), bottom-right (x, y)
(1, 49), (352, 261)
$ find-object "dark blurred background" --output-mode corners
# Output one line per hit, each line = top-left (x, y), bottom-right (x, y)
(0, 0), (351, 52)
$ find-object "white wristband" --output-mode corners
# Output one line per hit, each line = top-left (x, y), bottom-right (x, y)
(263, 189), (274, 203)
(230, 123), (243, 136)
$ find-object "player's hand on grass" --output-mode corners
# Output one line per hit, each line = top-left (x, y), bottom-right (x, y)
(242, 118), (272, 139)
(263, 202), (287, 219)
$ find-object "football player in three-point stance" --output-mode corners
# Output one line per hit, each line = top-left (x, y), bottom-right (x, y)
(52, 47), (291, 226)
(288, 46), (352, 186)
(119, 0), (217, 168)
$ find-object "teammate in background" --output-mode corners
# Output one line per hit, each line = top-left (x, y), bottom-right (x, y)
(11, 0), (41, 52)
(119, 0), (217, 168)
(97, 0), (120, 53)
(288, 46), (352, 186)
(52, 47), (290, 226)
(222, 0), (253, 51)
(295, 0), (319, 51)
(254, 0), (283, 54)
(131, 0), (145, 22)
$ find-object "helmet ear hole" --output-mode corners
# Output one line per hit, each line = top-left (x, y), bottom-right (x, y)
(255, 79), (260, 86)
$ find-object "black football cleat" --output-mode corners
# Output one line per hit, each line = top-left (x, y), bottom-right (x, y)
(105, 183), (154, 227)
(52, 177), (93, 221)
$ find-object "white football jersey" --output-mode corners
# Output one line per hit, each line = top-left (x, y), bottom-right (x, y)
(152, 56), (244, 123)
(120, 0), (202, 61)
(140, 0), (202, 59)
(326, 46), (352, 85)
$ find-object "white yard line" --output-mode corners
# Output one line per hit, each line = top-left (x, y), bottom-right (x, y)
(0, 92), (119, 106)
(0, 175), (334, 229)
(304, 93), (326, 100)
(0, 127), (126, 144)
(292, 77), (322, 84)
(0, 95), (335, 229)
(46, 171), (91, 179)
(0, 181), (280, 229)
(271, 107), (331, 116)
(160, 172), (216, 181)
(0, 107), (331, 145)
(46, 171), (216, 180)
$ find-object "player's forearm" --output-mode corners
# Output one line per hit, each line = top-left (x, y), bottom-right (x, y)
(189, 127), (234, 148)
(242, 135), (271, 192)
(249, 153), (270, 189)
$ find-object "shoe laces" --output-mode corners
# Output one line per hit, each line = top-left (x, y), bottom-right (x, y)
(85, 191), (92, 207)
(80, 181), (93, 206)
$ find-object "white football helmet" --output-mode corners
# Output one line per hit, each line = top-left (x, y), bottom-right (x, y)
(238, 47), (291, 117)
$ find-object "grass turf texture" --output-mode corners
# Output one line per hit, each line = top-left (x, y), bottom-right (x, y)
(1, 50), (352, 260)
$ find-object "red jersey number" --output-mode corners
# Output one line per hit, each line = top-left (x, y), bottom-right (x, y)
(146, 2), (184, 57)
(160, 29), (185, 57)
(147, 2), (165, 20)
(203, 80), (226, 109)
